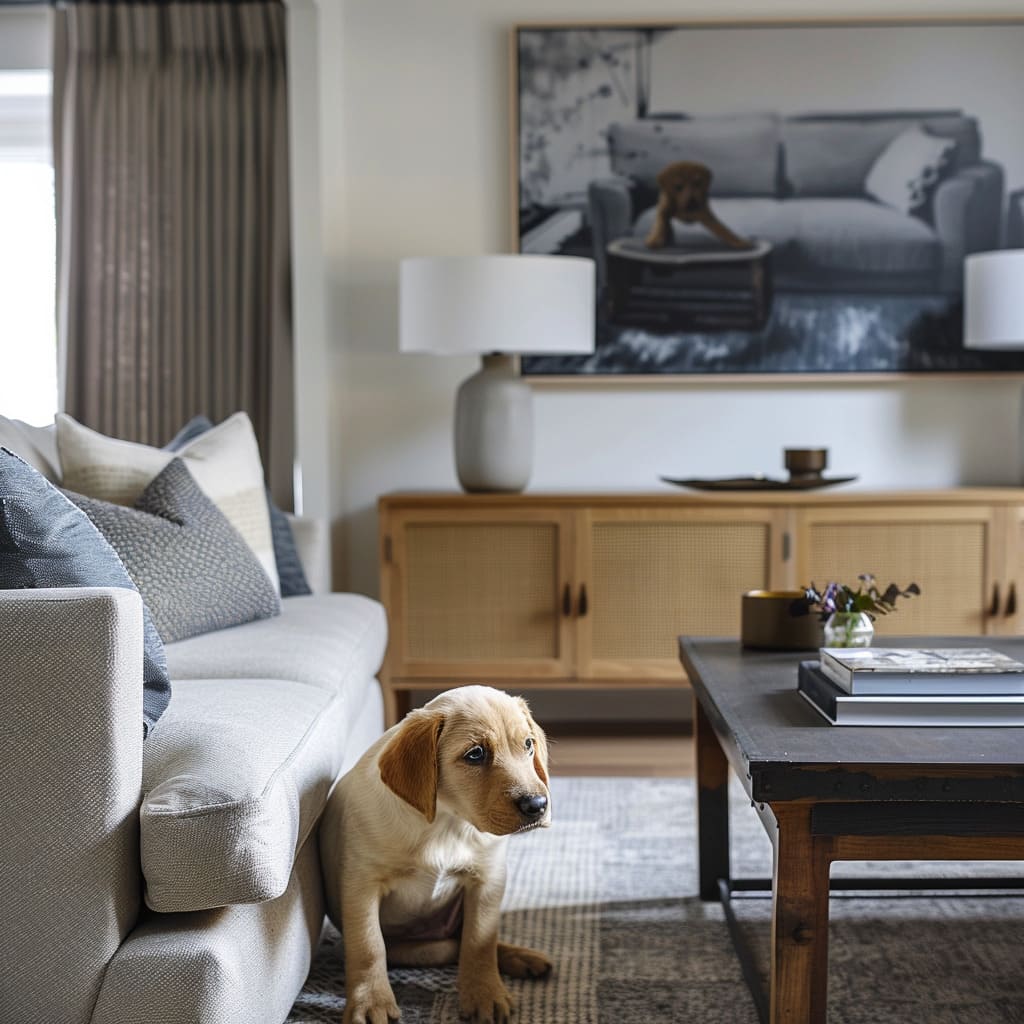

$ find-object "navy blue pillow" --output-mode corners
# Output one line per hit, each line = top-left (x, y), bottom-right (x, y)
(166, 416), (313, 597)
(0, 447), (171, 736)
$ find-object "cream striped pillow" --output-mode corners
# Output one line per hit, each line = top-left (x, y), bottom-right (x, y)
(56, 412), (280, 595)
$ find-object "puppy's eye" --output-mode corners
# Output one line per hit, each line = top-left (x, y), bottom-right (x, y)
(525, 737), (535, 754)
(463, 745), (486, 765)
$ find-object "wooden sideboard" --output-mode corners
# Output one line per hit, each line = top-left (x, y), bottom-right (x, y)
(377, 489), (1024, 724)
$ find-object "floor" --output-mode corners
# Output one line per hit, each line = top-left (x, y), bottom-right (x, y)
(545, 724), (695, 777)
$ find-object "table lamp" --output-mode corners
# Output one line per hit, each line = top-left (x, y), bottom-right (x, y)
(963, 249), (1024, 479)
(399, 254), (595, 492)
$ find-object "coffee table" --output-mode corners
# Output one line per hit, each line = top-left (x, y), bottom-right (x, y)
(605, 237), (774, 331)
(679, 637), (1024, 1024)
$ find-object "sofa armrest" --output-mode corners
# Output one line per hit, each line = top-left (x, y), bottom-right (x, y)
(931, 161), (1004, 291)
(588, 176), (636, 293)
(286, 513), (331, 594)
(0, 587), (144, 1024)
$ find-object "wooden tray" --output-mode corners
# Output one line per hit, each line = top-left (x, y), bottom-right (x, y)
(660, 474), (858, 491)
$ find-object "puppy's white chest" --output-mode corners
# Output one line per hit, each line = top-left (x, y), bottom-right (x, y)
(378, 831), (484, 936)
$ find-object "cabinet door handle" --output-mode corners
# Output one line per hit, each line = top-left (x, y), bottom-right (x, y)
(990, 582), (1001, 618)
(578, 583), (589, 617)
(562, 583), (572, 617)
(1006, 582), (1017, 618)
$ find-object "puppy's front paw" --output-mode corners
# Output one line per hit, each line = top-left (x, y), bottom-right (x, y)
(459, 975), (515, 1024)
(498, 942), (553, 979)
(343, 978), (401, 1024)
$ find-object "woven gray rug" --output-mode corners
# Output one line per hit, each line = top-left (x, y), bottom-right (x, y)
(288, 777), (1024, 1024)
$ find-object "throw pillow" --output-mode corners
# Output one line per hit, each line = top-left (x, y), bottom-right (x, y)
(0, 415), (60, 481)
(56, 411), (280, 595)
(0, 446), (171, 736)
(166, 415), (312, 597)
(66, 459), (281, 644)
(865, 126), (957, 215)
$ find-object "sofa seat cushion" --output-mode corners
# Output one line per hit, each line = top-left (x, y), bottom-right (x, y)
(141, 675), (356, 912)
(165, 593), (387, 694)
(633, 197), (940, 277)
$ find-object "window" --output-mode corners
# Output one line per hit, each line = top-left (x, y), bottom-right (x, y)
(0, 69), (57, 427)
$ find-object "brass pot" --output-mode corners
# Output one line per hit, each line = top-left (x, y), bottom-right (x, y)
(741, 590), (824, 650)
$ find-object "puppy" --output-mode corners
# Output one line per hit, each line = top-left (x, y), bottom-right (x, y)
(319, 685), (553, 1024)
(645, 159), (753, 250)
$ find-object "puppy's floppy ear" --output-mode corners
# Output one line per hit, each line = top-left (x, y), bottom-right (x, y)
(378, 709), (444, 822)
(517, 697), (550, 786)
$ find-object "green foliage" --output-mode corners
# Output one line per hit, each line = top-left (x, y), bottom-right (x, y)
(790, 574), (921, 622)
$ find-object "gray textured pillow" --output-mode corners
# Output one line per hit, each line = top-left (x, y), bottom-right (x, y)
(0, 446), (171, 736)
(66, 459), (281, 643)
(165, 415), (312, 597)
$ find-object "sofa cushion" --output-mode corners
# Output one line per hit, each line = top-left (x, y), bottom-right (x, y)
(608, 115), (780, 197)
(0, 447), (170, 735)
(56, 411), (280, 594)
(67, 459), (280, 643)
(775, 198), (941, 276)
(0, 416), (59, 481)
(141, 675), (355, 912)
(633, 197), (940, 277)
(167, 415), (312, 598)
(865, 126), (956, 215)
(782, 116), (959, 197)
(165, 593), (388, 694)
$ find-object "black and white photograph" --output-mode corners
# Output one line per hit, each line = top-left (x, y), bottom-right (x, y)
(515, 19), (1024, 378)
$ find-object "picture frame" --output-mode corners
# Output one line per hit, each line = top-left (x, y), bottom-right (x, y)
(511, 18), (1024, 381)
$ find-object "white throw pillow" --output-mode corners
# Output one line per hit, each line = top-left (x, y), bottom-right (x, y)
(865, 126), (956, 215)
(0, 415), (59, 481)
(56, 411), (280, 594)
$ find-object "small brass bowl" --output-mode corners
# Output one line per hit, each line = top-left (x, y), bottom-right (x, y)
(784, 448), (828, 480)
(741, 590), (823, 650)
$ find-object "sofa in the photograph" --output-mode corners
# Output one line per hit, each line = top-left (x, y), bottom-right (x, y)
(588, 110), (1003, 301)
(0, 417), (388, 1024)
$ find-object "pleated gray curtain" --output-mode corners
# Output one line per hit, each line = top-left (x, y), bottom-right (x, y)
(53, 1), (295, 508)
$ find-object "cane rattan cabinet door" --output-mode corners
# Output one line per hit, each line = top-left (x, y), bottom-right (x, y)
(996, 503), (1024, 636)
(578, 508), (783, 679)
(794, 505), (1000, 637)
(384, 507), (575, 679)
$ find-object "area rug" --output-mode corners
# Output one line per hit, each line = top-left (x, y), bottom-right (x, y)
(287, 777), (1024, 1024)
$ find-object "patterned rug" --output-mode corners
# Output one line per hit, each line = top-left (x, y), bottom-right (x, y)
(288, 777), (1024, 1024)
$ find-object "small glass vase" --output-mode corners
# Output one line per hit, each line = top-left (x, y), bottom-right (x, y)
(823, 611), (874, 648)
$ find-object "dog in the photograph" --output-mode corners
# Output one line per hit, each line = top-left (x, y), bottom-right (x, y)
(319, 685), (553, 1024)
(645, 159), (753, 250)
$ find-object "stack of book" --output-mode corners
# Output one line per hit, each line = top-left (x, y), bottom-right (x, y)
(798, 647), (1024, 726)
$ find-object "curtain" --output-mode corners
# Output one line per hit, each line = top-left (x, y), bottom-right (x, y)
(53, 1), (295, 508)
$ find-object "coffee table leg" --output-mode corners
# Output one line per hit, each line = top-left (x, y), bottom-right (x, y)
(695, 700), (730, 901)
(770, 805), (833, 1024)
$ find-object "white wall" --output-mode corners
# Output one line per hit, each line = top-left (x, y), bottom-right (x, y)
(311, 0), (1024, 604)
(0, 10), (50, 70)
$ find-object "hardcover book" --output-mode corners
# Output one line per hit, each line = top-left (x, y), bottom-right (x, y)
(798, 660), (1024, 727)
(818, 647), (1024, 696)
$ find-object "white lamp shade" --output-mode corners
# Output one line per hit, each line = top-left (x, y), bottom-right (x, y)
(399, 254), (595, 355)
(964, 249), (1024, 350)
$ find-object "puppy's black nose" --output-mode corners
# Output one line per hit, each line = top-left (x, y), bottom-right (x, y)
(517, 793), (548, 819)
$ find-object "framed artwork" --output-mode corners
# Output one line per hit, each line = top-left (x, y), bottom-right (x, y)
(512, 18), (1024, 380)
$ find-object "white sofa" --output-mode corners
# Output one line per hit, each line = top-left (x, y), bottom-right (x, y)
(0, 422), (388, 1024)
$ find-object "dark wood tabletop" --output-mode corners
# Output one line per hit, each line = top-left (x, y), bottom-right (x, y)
(679, 636), (1024, 803)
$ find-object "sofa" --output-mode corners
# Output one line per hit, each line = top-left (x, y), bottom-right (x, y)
(588, 110), (1004, 301)
(0, 420), (388, 1024)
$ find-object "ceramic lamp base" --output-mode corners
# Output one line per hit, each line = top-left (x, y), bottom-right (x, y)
(454, 354), (532, 493)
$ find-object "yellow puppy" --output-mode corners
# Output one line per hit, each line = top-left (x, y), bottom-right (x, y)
(319, 685), (553, 1024)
